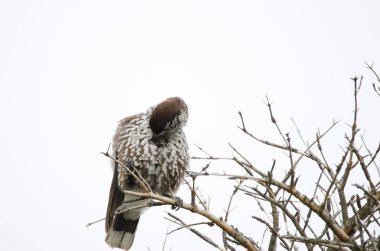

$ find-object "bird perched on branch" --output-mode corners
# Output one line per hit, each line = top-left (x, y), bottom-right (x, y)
(105, 97), (190, 250)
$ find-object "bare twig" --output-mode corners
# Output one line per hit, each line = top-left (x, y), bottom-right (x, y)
(101, 149), (152, 192)
(365, 62), (380, 96)
(253, 216), (290, 250)
(86, 217), (105, 227)
(238, 111), (246, 132)
(166, 213), (225, 251)
(265, 95), (287, 144)
(290, 117), (308, 147)
(283, 235), (354, 249)
(223, 180), (244, 250)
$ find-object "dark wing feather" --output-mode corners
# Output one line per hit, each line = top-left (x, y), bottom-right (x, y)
(105, 160), (124, 232)
(105, 114), (140, 232)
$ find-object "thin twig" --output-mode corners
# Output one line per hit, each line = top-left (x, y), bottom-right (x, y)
(166, 213), (225, 251)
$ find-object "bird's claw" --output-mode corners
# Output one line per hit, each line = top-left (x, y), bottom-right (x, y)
(163, 193), (183, 211)
(171, 196), (183, 211)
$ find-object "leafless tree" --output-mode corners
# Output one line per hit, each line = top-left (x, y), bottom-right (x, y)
(96, 65), (380, 251)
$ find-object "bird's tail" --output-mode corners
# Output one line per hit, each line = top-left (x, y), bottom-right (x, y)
(105, 209), (141, 250)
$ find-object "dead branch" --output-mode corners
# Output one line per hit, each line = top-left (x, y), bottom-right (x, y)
(165, 213), (224, 251)
(122, 189), (260, 251)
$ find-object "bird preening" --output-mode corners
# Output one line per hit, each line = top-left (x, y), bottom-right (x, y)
(105, 97), (190, 250)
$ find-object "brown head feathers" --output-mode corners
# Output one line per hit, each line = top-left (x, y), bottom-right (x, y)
(149, 97), (188, 135)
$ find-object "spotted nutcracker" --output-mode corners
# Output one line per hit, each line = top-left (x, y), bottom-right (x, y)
(105, 97), (190, 250)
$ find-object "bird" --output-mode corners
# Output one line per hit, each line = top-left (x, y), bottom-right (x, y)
(105, 96), (190, 250)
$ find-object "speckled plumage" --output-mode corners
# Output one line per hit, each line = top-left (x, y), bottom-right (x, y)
(105, 97), (189, 250)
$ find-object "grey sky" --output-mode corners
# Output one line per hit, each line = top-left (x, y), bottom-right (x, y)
(1, 1), (379, 250)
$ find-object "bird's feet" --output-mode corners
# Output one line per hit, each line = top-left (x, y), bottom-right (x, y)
(171, 196), (183, 211)
(164, 194), (183, 211)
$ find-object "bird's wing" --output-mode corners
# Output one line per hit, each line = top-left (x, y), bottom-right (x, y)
(105, 114), (140, 232)
(105, 163), (123, 232)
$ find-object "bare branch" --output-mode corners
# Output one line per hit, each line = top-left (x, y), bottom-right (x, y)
(365, 62), (380, 96)
(265, 95), (287, 144)
(252, 216), (290, 250)
(122, 190), (261, 251)
(166, 213), (225, 251)
(101, 149), (152, 193)
(283, 235), (354, 249)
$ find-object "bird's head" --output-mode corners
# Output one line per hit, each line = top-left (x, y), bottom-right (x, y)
(149, 96), (188, 136)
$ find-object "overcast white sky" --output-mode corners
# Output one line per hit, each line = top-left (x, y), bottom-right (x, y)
(1, 1), (380, 251)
